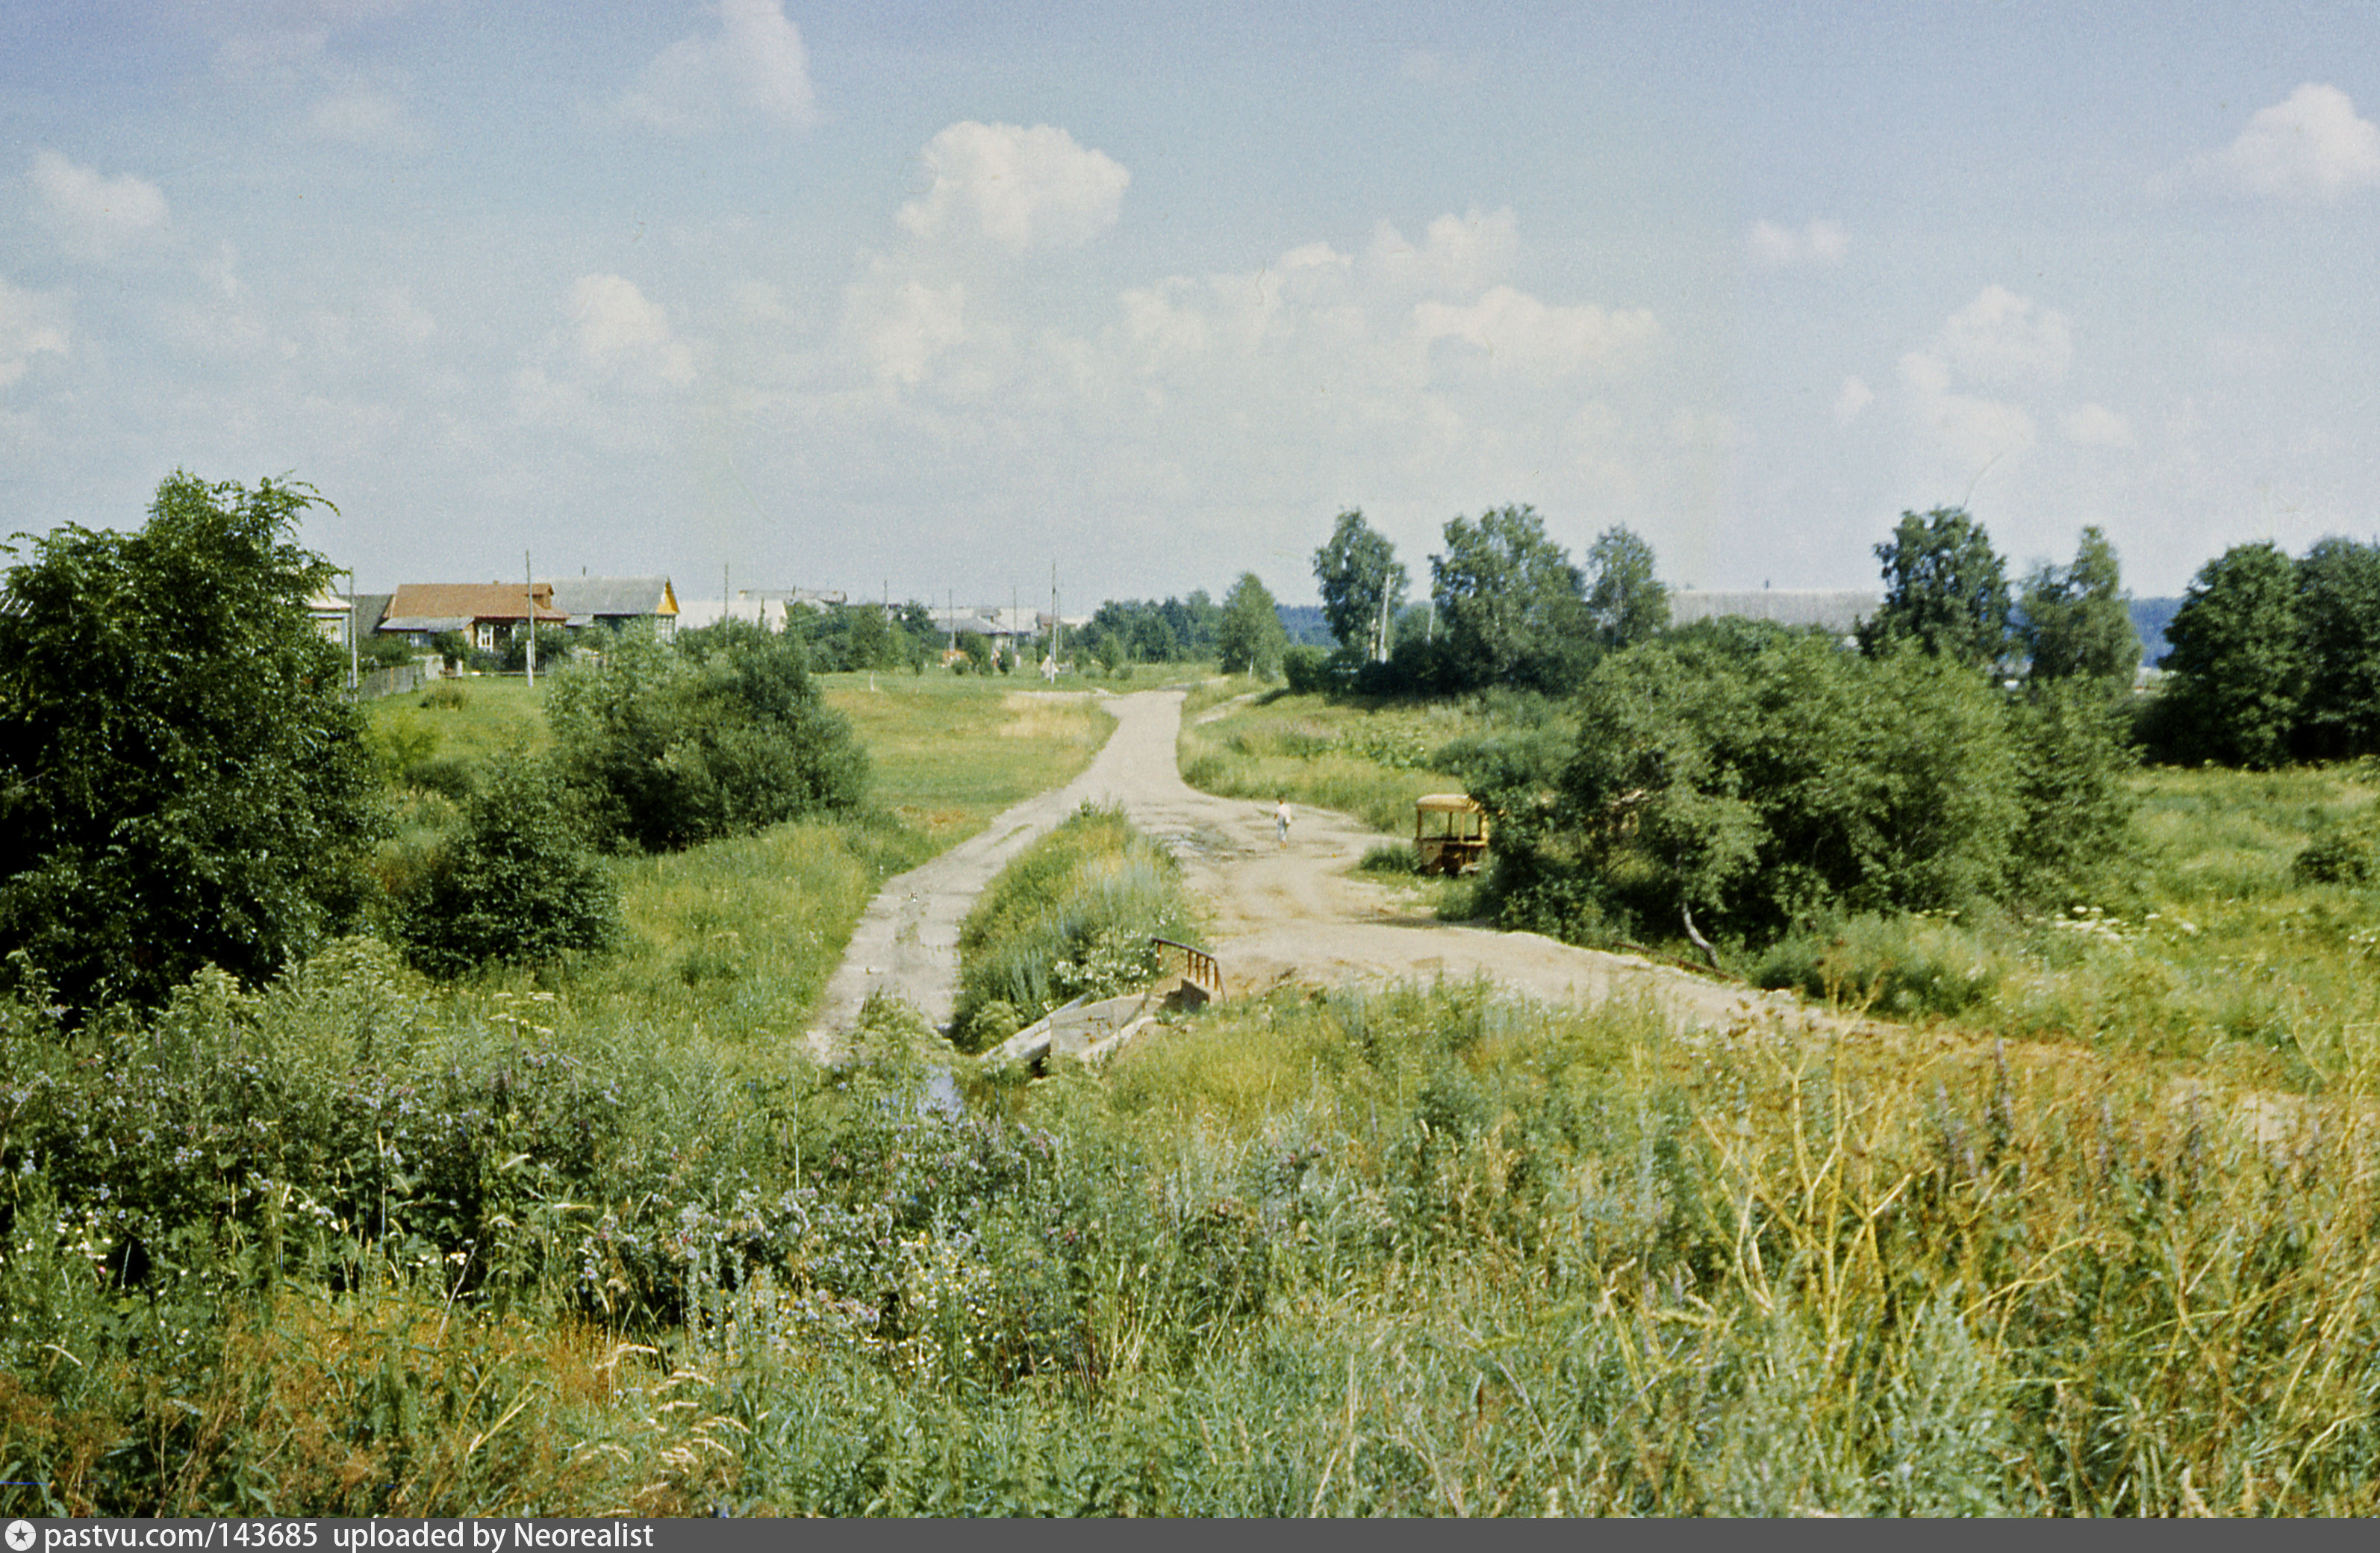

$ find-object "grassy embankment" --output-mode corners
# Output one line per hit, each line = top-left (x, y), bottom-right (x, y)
(949, 802), (1205, 1051)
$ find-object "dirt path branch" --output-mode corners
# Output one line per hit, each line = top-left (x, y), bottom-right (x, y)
(809, 688), (1839, 1055)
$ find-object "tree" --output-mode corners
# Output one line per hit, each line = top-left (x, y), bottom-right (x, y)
(1857, 506), (2012, 669)
(1312, 509), (1408, 662)
(1431, 504), (1593, 693)
(0, 472), (385, 1015)
(2293, 536), (2380, 760)
(1216, 573), (1288, 679)
(1489, 626), (2133, 949)
(392, 760), (619, 979)
(2157, 541), (2304, 768)
(544, 620), (867, 851)
(2016, 526), (2140, 691)
(1583, 525), (1669, 651)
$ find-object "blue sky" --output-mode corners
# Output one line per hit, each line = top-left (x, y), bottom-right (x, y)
(5, 1), (2378, 608)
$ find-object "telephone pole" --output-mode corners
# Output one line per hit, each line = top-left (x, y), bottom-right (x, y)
(524, 550), (536, 687)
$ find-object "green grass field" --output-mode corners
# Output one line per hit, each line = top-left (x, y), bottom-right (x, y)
(1177, 689), (1492, 834)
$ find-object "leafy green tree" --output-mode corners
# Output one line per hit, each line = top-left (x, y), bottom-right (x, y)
(1216, 572), (1289, 679)
(1312, 508), (1408, 662)
(2293, 536), (2380, 760)
(392, 760), (619, 979)
(0, 472), (384, 1015)
(2158, 541), (2305, 768)
(1583, 525), (1669, 651)
(1431, 504), (1593, 693)
(1857, 506), (2012, 669)
(1491, 623), (2131, 947)
(2016, 526), (2140, 691)
(498, 623), (575, 673)
(544, 620), (866, 851)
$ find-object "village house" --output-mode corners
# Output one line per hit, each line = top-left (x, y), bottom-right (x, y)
(379, 582), (568, 653)
(543, 576), (681, 638)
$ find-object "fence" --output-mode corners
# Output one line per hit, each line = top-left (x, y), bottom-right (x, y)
(349, 662), (428, 702)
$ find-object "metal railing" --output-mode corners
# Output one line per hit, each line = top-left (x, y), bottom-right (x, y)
(1148, 936), (1222, 999)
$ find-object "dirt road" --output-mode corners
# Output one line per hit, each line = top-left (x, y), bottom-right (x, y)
(809, 688), (1828, 1052)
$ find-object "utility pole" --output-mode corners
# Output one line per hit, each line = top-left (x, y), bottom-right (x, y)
(346, 568), (358, 691)
(525, 551), (536, 687)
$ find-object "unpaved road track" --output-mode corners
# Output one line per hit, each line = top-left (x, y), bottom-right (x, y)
(809, 688), (1829, 1054)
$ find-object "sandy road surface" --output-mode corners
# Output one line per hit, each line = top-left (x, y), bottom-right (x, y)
(809, 688), (1832, 1052)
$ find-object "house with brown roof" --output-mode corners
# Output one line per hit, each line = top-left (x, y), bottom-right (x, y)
(379, 582), (568, 653)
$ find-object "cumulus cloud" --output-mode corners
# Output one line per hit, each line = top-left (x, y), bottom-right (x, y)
(898, 122), (1130, 252)
(0, 276), (70, 386)
(1366, 208), (1520, 296)
(28, 151), (168, 261)
(2063, 402), (2134, 448)
(2172, 83), (2380, 202)
(1938, 284), (2071, 387)
(1748, 218), (1848, 267)
(622, 0), (818, 133)
(567, 273), (696, 385)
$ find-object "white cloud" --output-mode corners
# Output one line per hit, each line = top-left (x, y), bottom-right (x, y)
(28, 151), (168, 261)
(1412, 286), (1659, 377)
(622, 0), (818, 133)
(1748, 218), (1848, 267)
(1833, 375), (1873, 426)
(2063, 402), (2134, 448)
(1898, 349), (2036, 473)
(1366, 208), (1520, 296)
(2177, 83), (2380, 202)
(514, 273), (698, 432)
(0, 276), (69, 387)
(897, 122), (1130, 252)
(567, 273), (696, 385)
(1938, 284), (2071, 387)
(844, 265), (971, 388)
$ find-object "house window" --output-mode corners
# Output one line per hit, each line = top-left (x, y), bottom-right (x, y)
(476, 623), (496, 651)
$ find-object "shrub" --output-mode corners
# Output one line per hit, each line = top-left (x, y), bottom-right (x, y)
(391, 761), (618, 978)
(2294, 815), (2380, 885)
(1280, 644), (1333, 694)
(544, 623), (866, 852)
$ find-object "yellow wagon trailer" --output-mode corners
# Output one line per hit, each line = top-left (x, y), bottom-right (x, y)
(1414, 793), (1489, 876)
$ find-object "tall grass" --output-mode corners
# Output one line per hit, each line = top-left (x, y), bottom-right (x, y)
(1749, 762), (2380, 1083)
(12, 956), (2380, 1513)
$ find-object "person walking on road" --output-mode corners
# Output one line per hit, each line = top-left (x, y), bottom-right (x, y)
(1274, 796), (1292, 848)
